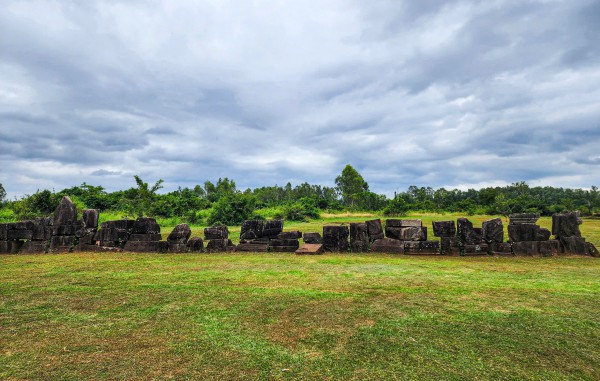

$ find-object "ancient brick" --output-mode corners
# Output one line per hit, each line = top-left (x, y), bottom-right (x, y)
(560, 237), (587, 255)
(278, 230), (302, 239)
(303, 232), (322, 244)
(263, 220), (284, 237)
(508, 224), (539, 242)
(131, 217), (160, 234)
(7, 230), (33, 240)
(204, 226), (229, 240)
(167, 224), (191, 244)
(462, 243), (490, 256)
(482, 218), (503, 243)
(512, 241), (540, 256)
(366, 219), (384, 241)
(49, 236), (75, 253)
(123, 240), (163, 252)
(538, 240), (560, 257)
(187, 237), (204, 253)
(370, 238), (404, 254)
(53, 196), (77, 226)
(295, 244), (324, 255)
(322, 225), (349, 252)
(432, 220), (456, 238)
(20, 240), (48, 254)
(509, 213), (540, 225)
(350, 223), (369, 252)
(457, 218), (482, 245)
(552, 212), (582, 238)
(236, 243), (269, 252)
(206, 239), (235, 253)
(82, 209), (99, 230)
(128, 234), (162, 242)
(240, 220), (264, 240)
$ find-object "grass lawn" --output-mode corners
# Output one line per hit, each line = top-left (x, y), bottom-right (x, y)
(1, 253), (599, 380)
(1, 215), (599, 380)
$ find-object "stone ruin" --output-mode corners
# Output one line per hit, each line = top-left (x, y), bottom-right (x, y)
(0, 196), (597, 257)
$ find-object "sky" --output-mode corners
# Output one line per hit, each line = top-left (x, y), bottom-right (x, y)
(1, 0), (599, 199)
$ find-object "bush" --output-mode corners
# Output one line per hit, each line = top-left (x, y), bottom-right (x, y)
(207, 193), (257, 226)
(383, 197), (409, 216)
(283, 198), (320, 221)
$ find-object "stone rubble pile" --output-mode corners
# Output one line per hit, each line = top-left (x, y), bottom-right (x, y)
(0, 198), (597, 257)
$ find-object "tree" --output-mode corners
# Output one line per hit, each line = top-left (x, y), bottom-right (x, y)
(335, 164), (369, 208)
(207, 193), (256, 225)
(0, 183), (5, 204)
(130, 176), (164, 217)
(585, 185), (598, 214)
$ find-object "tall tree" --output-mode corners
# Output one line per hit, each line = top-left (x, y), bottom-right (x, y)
(0, 183), (6, 204)
(335, 164), (369, 208)
(132, 176), (164, 217)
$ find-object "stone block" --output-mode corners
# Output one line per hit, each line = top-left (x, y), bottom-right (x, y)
(100, 220), (135, 231)
(441, 237), (461, 256)
(366, 219), (384, 241)
(0, 241), (11, 253)
(204, 226), (229, 240)
(21, 241), (48, 254)
(50, 236), (75, 252)
(509, 213), (540, 225)
(489, 242), (512, 255)
(10, 240), (24, 254)
(322, 226), (349, 252)
(512, 241), (540, 256)
(386, 226), (427, 241)
(350, 223), (369, 252)
(295, 244), (324, 255)
(482, 218), (503, 243)
(187, 237), (204, 253)
(53, 196), (78, 226)
(560, 237), (587, 255)
(462, 243), (490, 256)
(123, 240), (162, 252)
(263, 219), (284, 237)
(538, 240), (560, 257)
(0, 223), (9, 240)
(508, 224), (539, 242)
(240, 220), (264, 240)
(206, 239), (235, 253)
(536, 228), (551, 241)
(552, 212), (582, 238)
(278, 230), (302, 239)
(432, 221), (456, 238)
(128, 234), (162, 242)
(82, 209), (99, 230)
(236, 243), (269, 252)
(32, 218), (53, 240)
(586, 242), (599, 257)
(269, 246), (299, 252)
(303, 232), (322, 244)
(370, 238), (404, 254)
(168, 243), (188, 253)
(457, 218), (482, 245)
(167, 224), (191, 244)
(78, 234), (95, 245)
(7, 230), (33, 240)
(131, 217), (160, 234)
(53, 224), (79, 236)
(269, 239), (300, 248)
(76, 244), (123, 253)
(404, 240), (440, 254)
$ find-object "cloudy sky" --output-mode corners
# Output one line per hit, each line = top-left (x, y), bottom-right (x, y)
(1, 0), (599, 199)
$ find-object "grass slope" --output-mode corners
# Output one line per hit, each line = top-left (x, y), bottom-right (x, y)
(1, 253), (599, 380)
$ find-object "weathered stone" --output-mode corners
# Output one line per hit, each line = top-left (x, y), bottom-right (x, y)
(0, 241), (11, 253)
(432, 220), (456, 238)
(403, 240), (440, 255)
(21, 241), (48, 254)
(350, 223), (369, 252)
(168, 243), (188, 253)
(167, 224), (191, 244)
(586, 242), (599, 257)
(100, 220), (135, 231)
(236, 243), (269, 252)
(269, 245), (299, 252)
(303, 232), (322, 244)
(94, 228), (130, 243)
(0, 223), (10, 240)
(512, 241), (540, 256)
(187, 237), (204, 253)
(508, 224), (539, 242)
(457, 218), (482, 245)
(538, 240), (561, 257)
(269, 239), (300, 248)
(552, 212), (582, 238)
(204, 226), (229, 240)
(386, 226), (427, 241)
(128, 233), (162, 242)
(53, 196), (78, 226)
(263, 219), (284, 237)
(206, 239), (235, 253)
(82, 209), (99, 230)
(123, 241), (162, 252)
(560, 236), (587, 255)
(32, 218), (52, 241)
(295, 244), (324, 255)
(462, 243), (490, 256)
(482, 218), (503, 243)
(370, 238), (404, 253)
(77, 233), (94, 245)
(49, 236), (75, 252)
(10, 240), (24, 254)
(489, 242), (512, 255)
(509, 213), (540, 225)
(76, 244), (123, 253)
(366, 219), (384, 241)
(536, 228), (551, 241)
(441, 237), (461, 256)
(7, 230), (33, 240)
(240, 220), (264, 240)
(15, 220), (35, 230)
(278, 230), (302, 239)
(131, 217), (160, 234)
(322, 225), (349, 252)
(53, 224), (78, 236)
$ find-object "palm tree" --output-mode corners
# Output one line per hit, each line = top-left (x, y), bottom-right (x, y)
(133, 175), (164, 217)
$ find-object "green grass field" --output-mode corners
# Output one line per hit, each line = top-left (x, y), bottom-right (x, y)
(1, 215), (599, 380)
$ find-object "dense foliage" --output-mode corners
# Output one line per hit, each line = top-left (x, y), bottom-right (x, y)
(0, 166), (598, 224)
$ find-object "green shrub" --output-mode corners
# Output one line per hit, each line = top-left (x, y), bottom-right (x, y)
(207, 193), (257, 226)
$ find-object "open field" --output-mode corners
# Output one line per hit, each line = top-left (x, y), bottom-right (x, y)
(1, 215), (599, 380)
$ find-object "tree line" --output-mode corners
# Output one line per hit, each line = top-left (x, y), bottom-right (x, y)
(0, 165), (598, 225)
